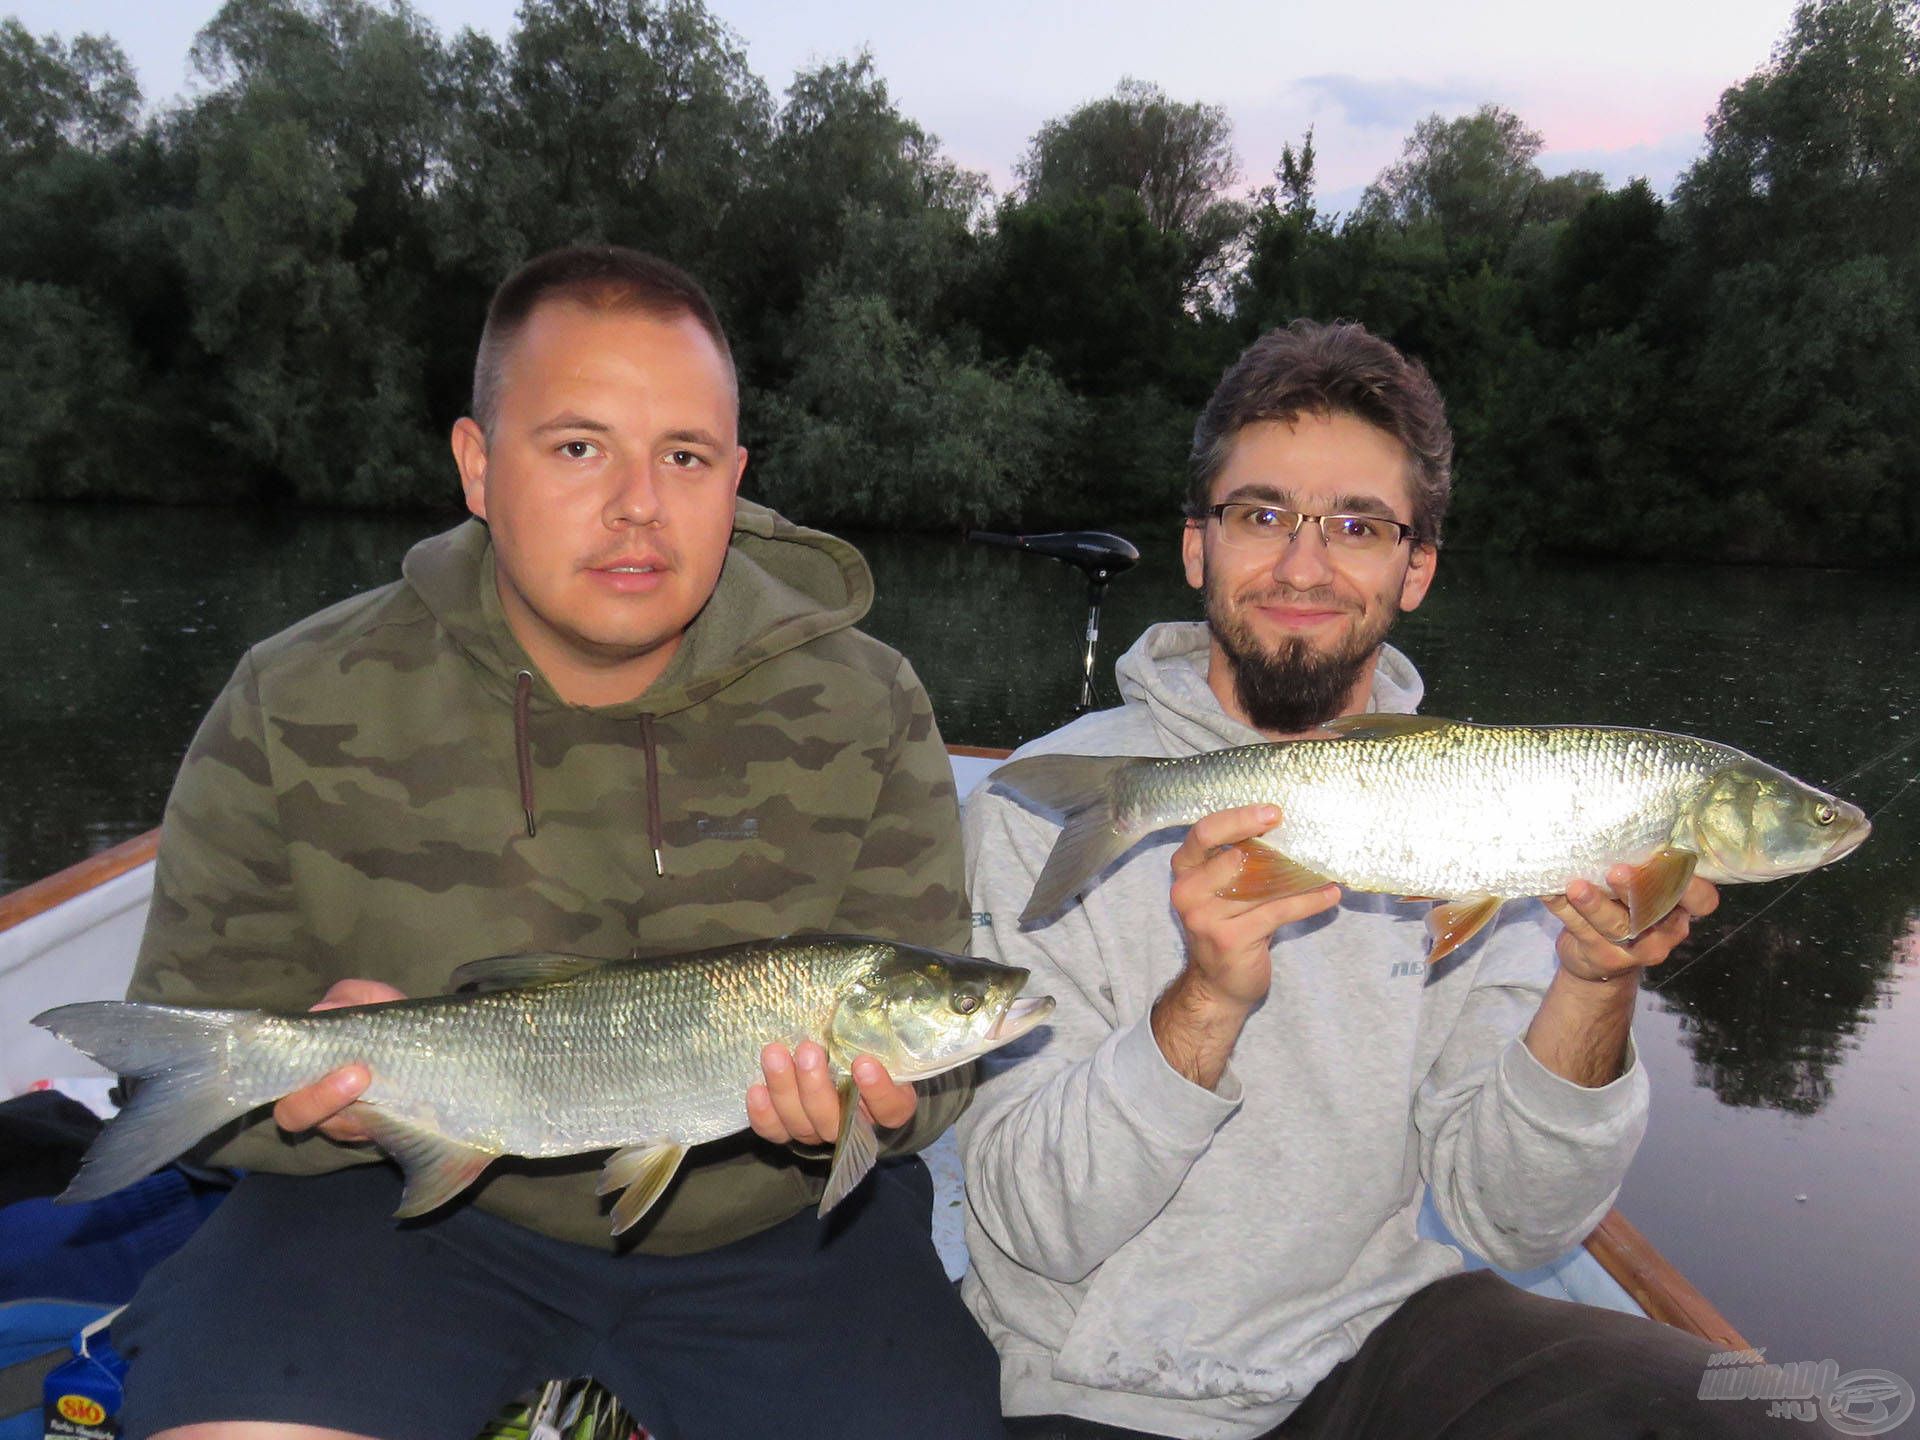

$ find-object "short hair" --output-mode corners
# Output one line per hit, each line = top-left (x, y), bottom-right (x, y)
(471, 245), (734, 433)
(1187, 320), (1453, 546)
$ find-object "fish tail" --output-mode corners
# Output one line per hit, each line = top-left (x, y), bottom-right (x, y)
(992, 754), (1144, 924)
(33, 1001), (264, 1202)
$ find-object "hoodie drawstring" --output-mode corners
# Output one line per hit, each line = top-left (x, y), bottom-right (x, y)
(639, 712), (665, 877)
(514, 670), (537, 838)
(513, 670), (664, 875)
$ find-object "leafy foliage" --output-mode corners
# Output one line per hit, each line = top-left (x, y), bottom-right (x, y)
(0, 0), (1914, 560)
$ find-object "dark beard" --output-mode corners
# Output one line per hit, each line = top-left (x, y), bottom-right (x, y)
(1206, 584), (1397, 734)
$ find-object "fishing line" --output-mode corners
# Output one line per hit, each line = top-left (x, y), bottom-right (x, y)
(1658, 868), (1824, 988)
(1659, 745), (1919, 989)
(1827, 725), (1920, 791)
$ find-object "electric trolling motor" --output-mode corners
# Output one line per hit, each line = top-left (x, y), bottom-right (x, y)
(968, 530), (1141, 715)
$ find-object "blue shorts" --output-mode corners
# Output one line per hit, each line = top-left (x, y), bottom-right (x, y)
(114, 1158), (1004, 1440)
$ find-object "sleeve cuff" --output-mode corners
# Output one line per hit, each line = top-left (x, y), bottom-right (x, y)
(1499, 1032), (1648, 1132)
(1104, 1016), (1244, 1145)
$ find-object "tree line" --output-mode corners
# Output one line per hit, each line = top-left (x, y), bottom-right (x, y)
(2, 0), (1916, 563)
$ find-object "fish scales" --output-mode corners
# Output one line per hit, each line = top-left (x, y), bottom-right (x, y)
(233, 939), (879, 1157)
(36, 935), (1055, 1229)
(1112, 726), (1742, 898)
(996, 716), (1867, 936)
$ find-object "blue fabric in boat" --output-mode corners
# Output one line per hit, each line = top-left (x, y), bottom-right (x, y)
(0, 1168), (225, 1306)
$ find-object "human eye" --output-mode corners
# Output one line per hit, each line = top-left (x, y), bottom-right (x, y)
(1326, 515), (1387, 547)
(663, 449), (708, 470)
(555, 439), (601, 461)
(1241, 505), (1288, 531)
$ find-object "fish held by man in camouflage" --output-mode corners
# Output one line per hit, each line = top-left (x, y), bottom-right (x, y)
(995, 714), (1870, 961)
(36, 936), (1054, 1235)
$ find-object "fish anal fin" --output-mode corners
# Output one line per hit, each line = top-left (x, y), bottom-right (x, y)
(602, 1141), (688, 1235)
(351, 1106), (497, 1220)
(448, 954), (609, 995)
(1426, 896), (1503, 964)
(818, 1079), (880, 1217)
(1621, 846), (1699, 939)
(1320, 714), (1458, 740)
(1217, 842), (1336, 903)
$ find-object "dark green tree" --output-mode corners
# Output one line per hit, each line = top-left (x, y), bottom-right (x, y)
(495, 0), (770, 257)
(1358, 104), (1564, 260)
(1667, 0), (1920, 561)
(0, 20), (139, 164)
(1016, 78), (1245, 300)
(726, 53), (984, 391)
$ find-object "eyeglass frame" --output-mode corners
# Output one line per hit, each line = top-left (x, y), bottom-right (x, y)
(1183, 501), (1425, 554)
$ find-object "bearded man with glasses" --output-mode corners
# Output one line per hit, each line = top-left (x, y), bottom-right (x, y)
(958, 322), (1795, 1439)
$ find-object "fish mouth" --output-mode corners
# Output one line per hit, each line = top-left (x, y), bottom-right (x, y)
(1826, 814), (1872, 864)
(992, 995), (1055, 1042)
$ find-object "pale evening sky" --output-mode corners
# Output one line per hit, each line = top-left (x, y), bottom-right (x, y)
(13, 0), (1799, 212)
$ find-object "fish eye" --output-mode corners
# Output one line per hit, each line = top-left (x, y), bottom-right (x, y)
(952, 992), (981, 1015)
(1814, 803), (1837, 826)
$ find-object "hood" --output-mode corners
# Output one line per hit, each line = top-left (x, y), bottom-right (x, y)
(1113, 621), (1425, 751)
(402, 498), (873, 719)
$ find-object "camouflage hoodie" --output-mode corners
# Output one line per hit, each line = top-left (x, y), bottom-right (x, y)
(129, 500), (971, 1253)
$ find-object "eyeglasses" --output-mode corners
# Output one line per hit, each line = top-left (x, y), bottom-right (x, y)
(1188, 502), (1419, 558)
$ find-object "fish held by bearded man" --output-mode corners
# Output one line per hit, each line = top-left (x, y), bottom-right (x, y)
(992, 715), (1870, 961)
(34, 935), (1055, 1234)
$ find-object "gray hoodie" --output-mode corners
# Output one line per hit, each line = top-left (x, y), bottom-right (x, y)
(958, 623), (1648, 1438)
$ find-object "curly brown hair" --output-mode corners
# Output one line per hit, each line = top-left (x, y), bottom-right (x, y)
(1187, 320), (1453, 546)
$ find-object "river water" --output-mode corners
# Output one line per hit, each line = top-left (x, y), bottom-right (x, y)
(4, 501), (1917, 1394)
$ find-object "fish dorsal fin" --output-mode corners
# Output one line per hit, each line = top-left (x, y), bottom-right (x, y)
(1216, 842), (1338, 903)
(350, 1105), (498, 1219)
(1426, 896), (1503, 964)
(447, 954), (609, 995)
(600, 1141), (689, 1235)
(1320, 714), (1458, 740)
(1621, 846), (1699, 939)
(817, 1078), (880, 1217)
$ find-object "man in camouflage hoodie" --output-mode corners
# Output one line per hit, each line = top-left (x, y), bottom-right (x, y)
(114, 247), (1003, 1439)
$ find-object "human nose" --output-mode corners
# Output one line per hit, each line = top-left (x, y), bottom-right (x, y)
(602, 458), (662, 529)
(1270, 515), (1335, 585)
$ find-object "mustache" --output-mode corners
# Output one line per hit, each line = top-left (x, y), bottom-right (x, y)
(1232, 584), (1358, 613)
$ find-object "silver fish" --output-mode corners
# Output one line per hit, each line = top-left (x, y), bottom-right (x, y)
(993, 715), (1869, 959)
(35, 936), (1054, 1234)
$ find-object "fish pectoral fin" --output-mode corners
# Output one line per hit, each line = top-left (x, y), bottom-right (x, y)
(1319, 714), (1458, 740)
(817, 1079), (880, 1218)
(1217, 842), (1337, 903)
(1426, 896), (1503, 964)
(1621, 846), (1699, 939)
(447, 953), (609, 995)
(602, 1141), (688, 1235)
(350, 1106), (498, 1220)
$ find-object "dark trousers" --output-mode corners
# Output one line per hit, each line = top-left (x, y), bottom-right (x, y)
(116, 1158), (1004, 1440)
(1007, 1269), (1832, 1439)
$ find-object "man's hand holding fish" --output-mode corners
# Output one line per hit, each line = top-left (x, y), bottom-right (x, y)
(1153, 803), (1339, 1090)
